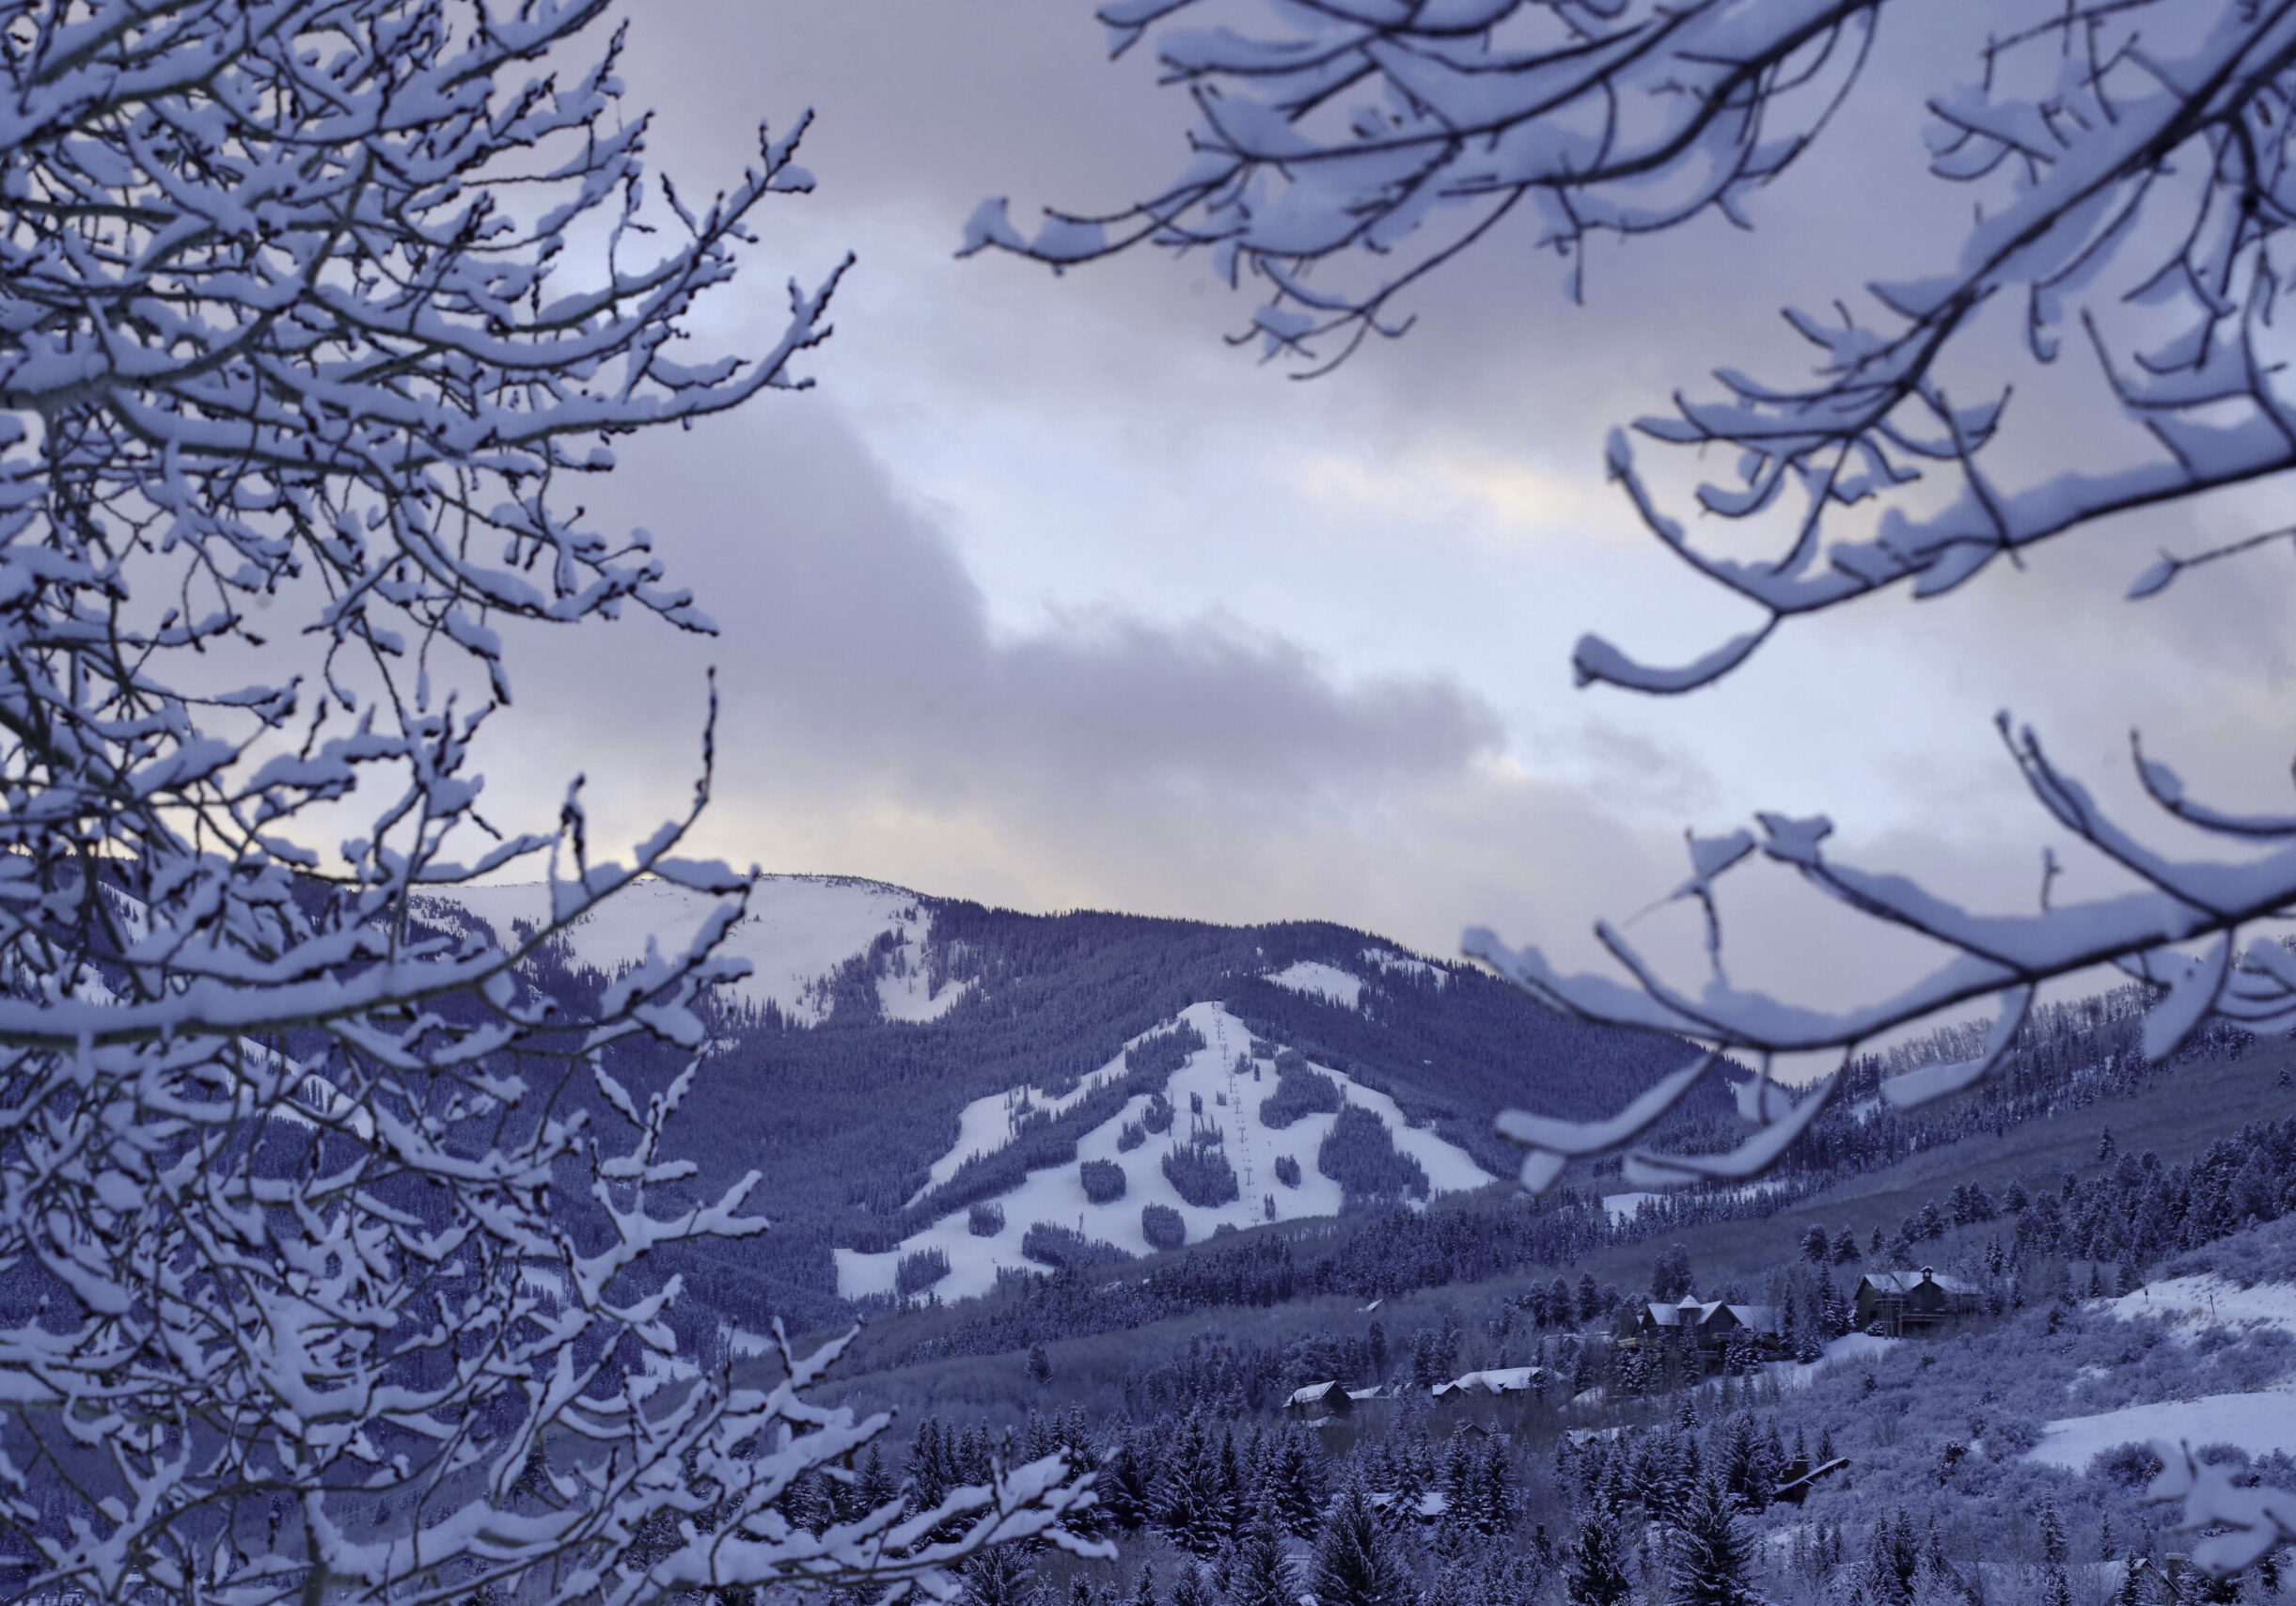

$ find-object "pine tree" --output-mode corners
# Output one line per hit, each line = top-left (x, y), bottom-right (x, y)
(1308, 1483), (1416, 1606)
(1229, 1514), (1298, 1606)
(1167, 1565), (1215, 1606)
(1477, 1440), (1518, 1536)
(1156, 1417), (1224, 1555)
(1864, 1510), (1918, 1606)
(1216, 1427), (1249, 1545)
(1440, 1432), (1479, 1533)
(1131, 1562), (1157, 1606)
(856, 1447), (898, 1520)
(1565, 1507), (1633, 1606)
(956, 1544), (1034, 1606)
(906, 1419), (951, 1514)
(1100, 1432), (1152, 1532)
(1718, 1415), (1760, 1507)
(2038, 1495), (2068, 1565)
(1673, 1474), (1758, 1606)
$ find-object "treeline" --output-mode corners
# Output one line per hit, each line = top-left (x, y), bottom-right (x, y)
(900, 1200), (1622, 1368)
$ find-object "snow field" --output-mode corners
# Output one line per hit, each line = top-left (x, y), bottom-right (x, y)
(2027, 1392), (2296, 1470)
(2097, 1274), (2296, 1342)
(838, 1001), (1491, 1303)
(1264, 960), (1365, 1010)
(416, 874), (967, 1025)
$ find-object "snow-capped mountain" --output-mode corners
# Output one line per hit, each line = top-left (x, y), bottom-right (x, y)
(413, 874), (1727, 1327)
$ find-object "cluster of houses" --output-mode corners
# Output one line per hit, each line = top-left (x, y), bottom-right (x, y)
(1613, 1267), (1984, 1361)
(1282, 1267), (1987, 1423)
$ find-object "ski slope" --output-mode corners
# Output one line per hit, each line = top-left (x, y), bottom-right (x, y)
(839, 1001), (1493, 1304)
(1264, 961), (1364, 1010)
(414, 873), (968, 1025)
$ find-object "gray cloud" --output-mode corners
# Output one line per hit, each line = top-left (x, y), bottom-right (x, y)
(492, 0), (2291, 1012)
(478, 403), (1582, 952)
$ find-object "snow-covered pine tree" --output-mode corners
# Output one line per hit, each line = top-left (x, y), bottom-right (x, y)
(1308, 1481), (1418, 1606)
(1100, 1431), (1154, 1533)
(1269, 1425), (1329, 1539)
(1165, 1563), (1216, 1606)
(957, 1545), (1037, 1606)
(1564, 1504), (1632, 1606)
(1227, 1512), (1298, 1606)
(0, 3), (1103, 1601)
(1215, 1425), (1249, 1545)
(1155, 1414), (1225, 1555)
(1478, 1438), (1519, 1535)
(1671, 1474), (1759, 1606)
(1863, 1510), (1921, 1606)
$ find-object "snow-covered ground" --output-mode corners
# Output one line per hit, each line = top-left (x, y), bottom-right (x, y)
(2099, 1275), (2296, 1342)
(2027, 1392), (2296, 1470)
(838, 1001), (1492, 1303)
(2008, 1277), (2296, 1468)
(1264, 961), (1364, 1010)
(1757, 1331), (1901, 1393)
(415, 874), (967, 1025)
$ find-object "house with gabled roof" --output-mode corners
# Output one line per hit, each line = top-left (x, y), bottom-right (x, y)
(1616, 1292), (1785, 1367)
(1284, 1380), (1353, 1420)
(1854, 1267), (1981, 1336)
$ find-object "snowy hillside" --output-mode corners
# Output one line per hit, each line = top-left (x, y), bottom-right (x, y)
(2023, 1272), (2296, 1469)
(413, 873), (967, 1025)
(838, 1001), (1491, 1303)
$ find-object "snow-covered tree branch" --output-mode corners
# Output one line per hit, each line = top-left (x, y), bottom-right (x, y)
(0, 3), (1103, 1600)
(997, 0), (2296, 1572)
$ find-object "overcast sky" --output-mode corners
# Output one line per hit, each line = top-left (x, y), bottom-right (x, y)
(480, 2), (2296, 1022)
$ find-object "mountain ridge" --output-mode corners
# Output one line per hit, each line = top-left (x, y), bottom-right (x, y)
(414, 873), (1726, 1332)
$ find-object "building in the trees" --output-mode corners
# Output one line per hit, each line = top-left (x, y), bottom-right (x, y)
(1428, 1365), (1555, 1400)
(1616, 1292), (1785, 1367)
(1285, 1381), (1354, 1421)
(1853, 1267), (1981, 1336)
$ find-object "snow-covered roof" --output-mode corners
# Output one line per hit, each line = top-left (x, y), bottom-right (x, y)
(1639, 1299), (1781, 1333)
(1287, 1381), (1345, 1406)
(1431, 1366), (1551, 1397)
(1862, 1267), (1979, 1297)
